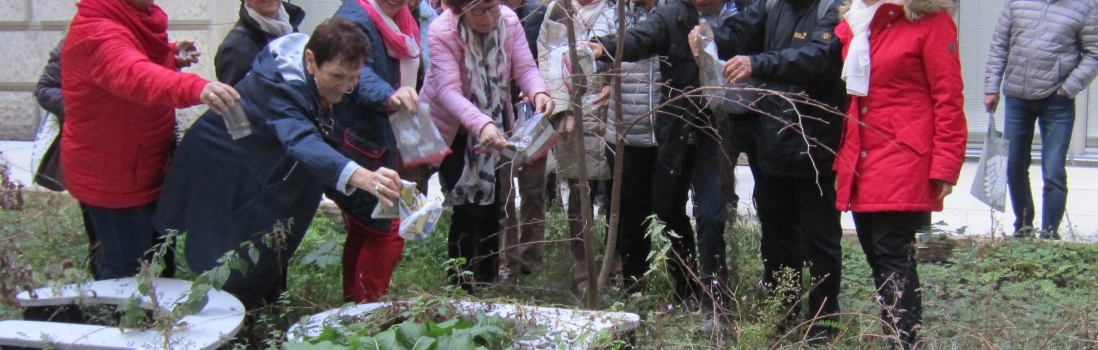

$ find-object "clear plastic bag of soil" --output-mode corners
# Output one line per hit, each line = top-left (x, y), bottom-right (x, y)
(694, 20), (726, 109)
(389, 102), (450, 166)
(501, 101), (560, 166)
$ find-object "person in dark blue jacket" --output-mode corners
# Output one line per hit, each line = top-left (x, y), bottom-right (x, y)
(329, 0), (421, 304)
(154, 18), (403, 311)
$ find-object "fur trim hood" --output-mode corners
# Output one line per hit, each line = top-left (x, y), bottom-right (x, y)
(839, 0), (955, 21)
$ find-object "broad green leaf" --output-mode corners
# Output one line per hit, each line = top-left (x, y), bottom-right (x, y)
(426, 320), (451, 337)
(443, 334), (474, 350)
(230, 258), (249, 276)
(375, 329), (399, 350)
(411, 337), (436, 350)
(397, 321), (428, 347)
(248, 244), (261, 265)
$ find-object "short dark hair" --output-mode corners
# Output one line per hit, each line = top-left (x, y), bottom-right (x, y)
(305, 17), (371, 67)
(444, 0), (496, 15)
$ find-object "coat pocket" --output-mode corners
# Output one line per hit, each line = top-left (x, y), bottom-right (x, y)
(341, 128), (387, 170)
(888, 111), (930, 155)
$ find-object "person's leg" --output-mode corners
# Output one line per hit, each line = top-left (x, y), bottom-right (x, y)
(693, 130), (730, 310)
(1003, 96), (1039, 235)
(607, 145), (654, 277)
(651, 146), (698, 302)
(471, 191), (502, 285)
(81, 202), (158, 280)
(754, 174), (803, 313)
(341, 216), (369, 302)
(862, 211), (928, 348)
(81, 207), (100, 280)
(1036, 94), (1075, 238)
(439, 136), (477, 292)
(343, 215), (404, 303)
(448, 203), (480, 293)
(498, 160), (521, 277)
(516, 156), (548, 273)
(793, 175), (844, 331)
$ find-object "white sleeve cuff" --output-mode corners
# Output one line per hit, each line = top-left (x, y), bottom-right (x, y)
(336, 162), (363, 195)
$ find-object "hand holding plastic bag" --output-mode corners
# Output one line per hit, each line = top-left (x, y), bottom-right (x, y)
(371, 180), (444, 241)
(502, 101), (561, 166)
(389, 102), (450, 166)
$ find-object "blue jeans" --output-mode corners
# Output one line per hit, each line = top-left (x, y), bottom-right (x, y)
(81, 202), (173, 280)
(1004, 94), (1075, 234)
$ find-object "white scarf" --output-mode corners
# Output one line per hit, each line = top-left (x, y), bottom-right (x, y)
(246, 3), (294, 38)
(369, 0), (422, 89)
(840, 0), (902, 96)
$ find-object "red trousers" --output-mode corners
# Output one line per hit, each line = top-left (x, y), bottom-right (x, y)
(341, 214), (404, 303)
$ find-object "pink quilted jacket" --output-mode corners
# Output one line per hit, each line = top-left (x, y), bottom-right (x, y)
(420, 5), (548, 164)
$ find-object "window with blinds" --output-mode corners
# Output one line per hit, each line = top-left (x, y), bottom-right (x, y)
(958, 0), (1001, 139)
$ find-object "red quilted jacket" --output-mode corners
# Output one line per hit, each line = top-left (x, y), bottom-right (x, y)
(61, 0), (207, 208)
(833, 3), (967, 213)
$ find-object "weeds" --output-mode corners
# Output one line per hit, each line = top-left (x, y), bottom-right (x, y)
(4, 191), (1098, 348)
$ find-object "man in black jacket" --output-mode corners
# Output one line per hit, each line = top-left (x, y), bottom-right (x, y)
(214, 0), (306, 86)
(584, 0), (735, 309)
(693, 0), (845, 338)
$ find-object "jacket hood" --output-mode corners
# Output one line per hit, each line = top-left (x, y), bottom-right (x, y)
(839, 0), (953, 20)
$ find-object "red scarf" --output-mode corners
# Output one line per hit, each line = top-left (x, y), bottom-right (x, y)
(77, 0), (172, 66)
(357, 0), (421, 59)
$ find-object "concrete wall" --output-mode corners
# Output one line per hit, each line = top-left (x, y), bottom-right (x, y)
(0, 0), (240, 141)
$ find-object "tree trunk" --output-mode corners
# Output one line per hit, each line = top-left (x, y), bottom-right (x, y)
(597, 0), (628, 296)
(559, 0), (600, 310)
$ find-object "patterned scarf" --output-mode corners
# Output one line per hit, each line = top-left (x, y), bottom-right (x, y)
(452, 15), (508, 206)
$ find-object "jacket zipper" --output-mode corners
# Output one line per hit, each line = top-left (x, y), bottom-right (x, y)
(1023, 0), (1053, 93)
(282, 161), (298, 182)
(649, 59), (657, 146)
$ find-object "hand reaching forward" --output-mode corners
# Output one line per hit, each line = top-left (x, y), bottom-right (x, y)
(350, 167), (403, 207)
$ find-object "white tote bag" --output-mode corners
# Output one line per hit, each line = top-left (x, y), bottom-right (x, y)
(970, 113), (1009, 212)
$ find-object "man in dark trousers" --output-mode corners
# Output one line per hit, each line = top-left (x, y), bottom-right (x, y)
(690, 0), (845, 339)
(583, 0), (736, 314)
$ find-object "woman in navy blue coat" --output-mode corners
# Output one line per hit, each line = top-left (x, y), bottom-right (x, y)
(154, 18), (402, 310)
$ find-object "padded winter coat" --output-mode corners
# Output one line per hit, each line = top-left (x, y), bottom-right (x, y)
(421, 6), (549, 153)
(61, 0), (207, 208)
(833, 0), (967, 213)
(604, 9), (660, 148)
(984, 0), (1098, 100)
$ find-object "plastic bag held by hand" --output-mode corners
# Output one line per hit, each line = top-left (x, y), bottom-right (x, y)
(503, 101), (560, 166)
(694, 20), (725, 109)
(372, 180), (419, 219)
(389, 102), (450, 166)
(399, 200), (442, 241)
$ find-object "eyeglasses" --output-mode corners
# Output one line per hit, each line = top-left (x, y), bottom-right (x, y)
(467, 4), (501, 16)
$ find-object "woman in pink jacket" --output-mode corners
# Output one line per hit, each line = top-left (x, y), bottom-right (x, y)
(421, 0), (551, 294)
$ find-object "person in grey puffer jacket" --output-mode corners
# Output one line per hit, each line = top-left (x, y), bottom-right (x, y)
(984, 0), (1098, 239)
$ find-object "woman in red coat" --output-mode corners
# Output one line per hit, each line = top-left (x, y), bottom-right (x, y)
(62, 0), (237, 280)
(834, 0), (966, 347)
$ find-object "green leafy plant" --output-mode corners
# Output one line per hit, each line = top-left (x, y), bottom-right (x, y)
(286, 312), (517, 350)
